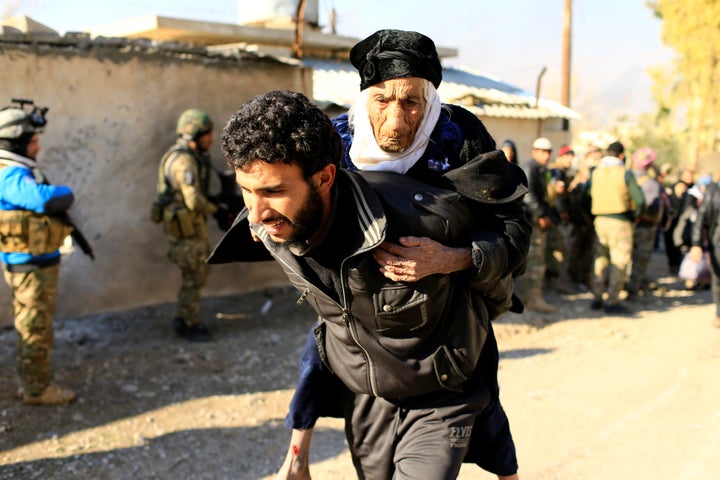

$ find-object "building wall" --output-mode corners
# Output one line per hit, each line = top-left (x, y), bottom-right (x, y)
(482, 116), (572, 162)
(0, 39), (310, 327)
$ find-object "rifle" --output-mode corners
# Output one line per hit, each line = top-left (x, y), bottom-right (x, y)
(54, 210), (95, 260)
(209, 169), (245, 231)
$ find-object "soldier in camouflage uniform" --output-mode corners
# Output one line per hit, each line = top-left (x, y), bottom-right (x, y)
(0, 101), (76, 405)
(586, 141), (645, 314)
(566, 147), (601, 289)
(544, 145), (577, 293)
(155, 109), (217, 342)
(519, 137), (559, 313)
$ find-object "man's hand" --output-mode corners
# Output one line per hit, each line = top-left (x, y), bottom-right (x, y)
(275, 429), (312, 480)
(537, 216), (554, 230)
(211, 204), (232, 231)
(373, 236), (472, 282)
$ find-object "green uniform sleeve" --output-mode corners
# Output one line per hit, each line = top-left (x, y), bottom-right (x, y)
(171, 155), (218, 214)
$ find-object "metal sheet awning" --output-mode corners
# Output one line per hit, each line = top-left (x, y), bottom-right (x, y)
(305, 59), (581, 121)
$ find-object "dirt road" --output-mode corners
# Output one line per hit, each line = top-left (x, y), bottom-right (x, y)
(1, 252), (719, 479)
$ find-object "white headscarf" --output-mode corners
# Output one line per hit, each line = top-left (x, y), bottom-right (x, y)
(348, 81), (441, 174)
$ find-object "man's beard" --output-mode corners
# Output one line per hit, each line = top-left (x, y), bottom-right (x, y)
(270, 183), (325, 251)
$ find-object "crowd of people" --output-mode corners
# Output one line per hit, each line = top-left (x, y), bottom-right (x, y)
(2, 26), (719, 480)
(512, 135), (717, 321)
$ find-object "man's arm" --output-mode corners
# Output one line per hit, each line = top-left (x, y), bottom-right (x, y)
(173, 156), (217, 214)
(275, 429), (313, 480)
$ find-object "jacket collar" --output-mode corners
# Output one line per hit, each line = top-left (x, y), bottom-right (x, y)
(0, 149), (37, 169)
(207, 169), (386, 265)
(0, 149), (45, 182)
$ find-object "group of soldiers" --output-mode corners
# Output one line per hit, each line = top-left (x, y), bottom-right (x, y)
(517, 137), (667, 315)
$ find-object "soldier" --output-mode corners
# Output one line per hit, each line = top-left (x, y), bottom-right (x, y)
(544, 144), (577, 293)
(586, 141), (645, 314)
(0, 100), (76, 405)
(155, 109), (217, 342)
(518, 137), (559, 313)
(566, 147), (600, 289)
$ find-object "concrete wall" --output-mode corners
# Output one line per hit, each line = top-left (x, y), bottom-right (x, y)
(0, 37), (310, 327)
(482, 116), (573, 162)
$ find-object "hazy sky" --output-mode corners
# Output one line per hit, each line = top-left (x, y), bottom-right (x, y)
(15, 0), (676, 129)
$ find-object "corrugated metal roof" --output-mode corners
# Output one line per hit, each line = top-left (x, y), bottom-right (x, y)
(304, 59), (581, 121)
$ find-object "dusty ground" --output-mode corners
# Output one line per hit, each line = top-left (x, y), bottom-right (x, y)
(1, 252), (719, 480)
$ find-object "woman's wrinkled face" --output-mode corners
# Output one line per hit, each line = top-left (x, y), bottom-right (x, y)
(366, 77), (426, 153)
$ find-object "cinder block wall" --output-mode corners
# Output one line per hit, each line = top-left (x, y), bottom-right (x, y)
(0, 37), (310, 326)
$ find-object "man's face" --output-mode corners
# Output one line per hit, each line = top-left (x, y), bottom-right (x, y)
(366, 77), (427, 153)
(25, 133), (41, 160)
(532, 148), (552, 166)
(558, 153), (574, 169)
(680, 170), (694, 185)
(501, 145), (515, 163)
(236, 160), (334, 248)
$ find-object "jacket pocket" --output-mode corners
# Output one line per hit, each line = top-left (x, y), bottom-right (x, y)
(372, 284), (429, 334)
(432, 345), (469, 391)
(312, 321), (335, 374)
(163, 205), (196, 239)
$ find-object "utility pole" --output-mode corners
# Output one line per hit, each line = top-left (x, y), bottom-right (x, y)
(536, 66), (547, 138)
(293, 0), (307, 59)
(561, 0), (572, 129)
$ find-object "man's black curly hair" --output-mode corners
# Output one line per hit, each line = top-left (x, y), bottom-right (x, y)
(222, 90), (342, 179)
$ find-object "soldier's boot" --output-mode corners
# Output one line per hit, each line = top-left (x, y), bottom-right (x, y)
(525, 290), (557, 314)
(173, 317), (212, 342)
(547, 271), (578, 294)
(18, 384), (76, 406)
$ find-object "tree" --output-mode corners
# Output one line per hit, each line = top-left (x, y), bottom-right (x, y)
(647, 0), (720, 170)
(623, 112), (682, 174)
(2, 1), (24, 19)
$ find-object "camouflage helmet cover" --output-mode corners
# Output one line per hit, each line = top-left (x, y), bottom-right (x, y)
(0, 107), (37, 139)
(176, 109), (213, 140)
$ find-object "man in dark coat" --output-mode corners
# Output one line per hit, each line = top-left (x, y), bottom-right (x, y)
(211, 30), (529, 480)
(690, 176), (720, 328)
(211, 88), (525, 480)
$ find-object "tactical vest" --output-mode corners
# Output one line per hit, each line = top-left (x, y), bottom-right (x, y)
(155, 142), (211, 203)
(0, 163), (74, 255)
(153, 142), (211, 239)
(591, 166), (633, 215)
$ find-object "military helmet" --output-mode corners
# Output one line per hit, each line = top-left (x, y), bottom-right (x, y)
(176, 109), (213, 140)
(0, 107), (37, 139)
